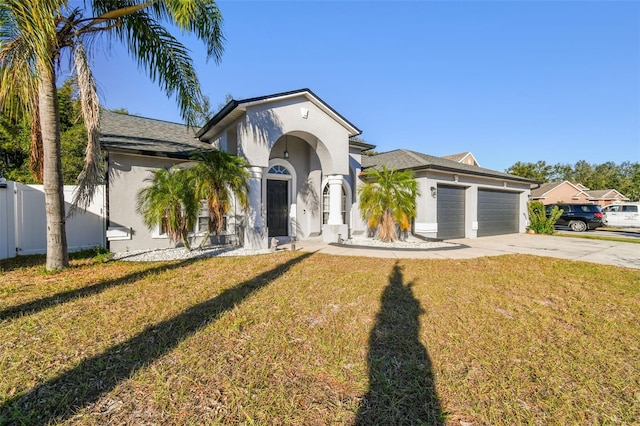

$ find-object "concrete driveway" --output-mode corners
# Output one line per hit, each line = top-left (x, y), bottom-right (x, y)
(296, 234), (640, 269)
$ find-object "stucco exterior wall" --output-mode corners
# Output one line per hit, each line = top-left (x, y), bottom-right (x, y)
(349, 150), (367, 236)
(107, 153), (183, 252)
(237, 98), (351, 175)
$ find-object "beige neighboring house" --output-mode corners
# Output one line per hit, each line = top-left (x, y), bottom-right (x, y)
(586, 189), (629, 206)
(102, 88), (536, 252)
(442, 152), (480, 166)
(530, 181), (629, 206)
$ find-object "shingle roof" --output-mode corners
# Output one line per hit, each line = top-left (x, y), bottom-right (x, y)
(362, 149), (536, 183)
(530, 181), (628, 200)
(587, 189), (628, 200)
(530, 181), (564, 198)
(100, 110), (213, 159)
(587, 189), (613, 198)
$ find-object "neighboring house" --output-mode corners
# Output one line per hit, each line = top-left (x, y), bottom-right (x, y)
(530, 181), (629, 206)
(441, 152), (480, 167)
(530, 181), (591, 204)
(101, 89), (536, 252)
(586, 189), (629, 206)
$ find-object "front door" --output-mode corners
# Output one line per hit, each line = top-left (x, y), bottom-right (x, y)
(267, 179), (288, 237)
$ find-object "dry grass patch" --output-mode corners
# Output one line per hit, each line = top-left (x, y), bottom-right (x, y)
(0, 252), (638, 425)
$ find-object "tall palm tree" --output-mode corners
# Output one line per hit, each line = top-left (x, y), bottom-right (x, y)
(0, 0), (224, 270)
(136, 167), (198, 251)
(359, 165), (419, 242)
(191, 150), (249, 248)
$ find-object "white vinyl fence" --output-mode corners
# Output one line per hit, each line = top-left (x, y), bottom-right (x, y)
(0, 181), (105, 260)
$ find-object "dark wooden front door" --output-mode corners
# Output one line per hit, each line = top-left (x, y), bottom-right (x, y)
(267, 179), (288, 237)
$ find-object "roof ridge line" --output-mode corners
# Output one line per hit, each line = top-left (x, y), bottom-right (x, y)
(402, 149), (429, 166)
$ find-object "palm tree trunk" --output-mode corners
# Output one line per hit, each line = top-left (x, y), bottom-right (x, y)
(379, 210), (397, 242)
(38, 59), (69, 270)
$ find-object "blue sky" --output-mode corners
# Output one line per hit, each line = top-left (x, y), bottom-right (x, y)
(84, 1), (640, 172)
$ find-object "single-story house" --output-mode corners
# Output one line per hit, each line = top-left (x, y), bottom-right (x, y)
(585, 189), (629, 206)
(530, 181), (629, 206)
(102, 89), (536, 252)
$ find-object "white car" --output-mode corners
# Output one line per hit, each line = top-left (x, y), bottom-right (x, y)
(601, 203), (640, 228)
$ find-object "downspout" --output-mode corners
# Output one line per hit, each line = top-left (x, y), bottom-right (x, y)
(104, 151), (110, 252)
(530, 181), (542, 201)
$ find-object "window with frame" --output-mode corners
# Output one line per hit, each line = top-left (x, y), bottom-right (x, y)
(322, 184), (346, 224)
(196, 200), (228, 234)
(159, 216), (169, 236)
(268, 165), (290, 175)
(197, 200), (209, 233)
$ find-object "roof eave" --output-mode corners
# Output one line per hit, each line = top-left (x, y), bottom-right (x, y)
(418, 164), (540, 184)
(102, 145), (211, 160)
(195, 99), (240, 139)
(349, 140), (376, 151)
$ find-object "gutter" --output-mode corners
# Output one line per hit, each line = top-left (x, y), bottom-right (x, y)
(420, 164), (538, 185)
(101, 146), (212, 160)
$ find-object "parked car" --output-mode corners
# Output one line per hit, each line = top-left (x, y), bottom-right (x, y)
(545, 203), (604, 232)
(601, 203), (640, 228)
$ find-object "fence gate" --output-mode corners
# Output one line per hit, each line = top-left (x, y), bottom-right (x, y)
(0, 182), (105, 259)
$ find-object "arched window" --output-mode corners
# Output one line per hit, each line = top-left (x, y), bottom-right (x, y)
(322, 184), (346, 224)
(268, 165), (290, 176)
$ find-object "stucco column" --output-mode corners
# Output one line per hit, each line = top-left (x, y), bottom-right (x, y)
(327, 174), (344, 225)
(322, 174), (348, 243)
(244, 166), (267, 249)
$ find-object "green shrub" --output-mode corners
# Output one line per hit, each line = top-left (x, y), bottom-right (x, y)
(528, 201), (562, 235)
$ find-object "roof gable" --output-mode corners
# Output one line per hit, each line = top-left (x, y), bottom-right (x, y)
(587, 189), (629, 200)
(530, 180), (590, 198)
(196, 89), (361, 140)
(442, 152), (480, 166)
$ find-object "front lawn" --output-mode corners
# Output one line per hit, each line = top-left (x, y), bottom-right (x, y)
(1, 252), (638, 424)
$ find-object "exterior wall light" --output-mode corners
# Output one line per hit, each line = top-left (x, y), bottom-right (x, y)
(430, 186), (437, 198)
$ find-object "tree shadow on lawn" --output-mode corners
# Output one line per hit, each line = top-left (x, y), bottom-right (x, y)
(356, 261), (444, 425)
(0, 248), (107, 273)
(0, 259), (200, 321)
(0, 252), (313, 424)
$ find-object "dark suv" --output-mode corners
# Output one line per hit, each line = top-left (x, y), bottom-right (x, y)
(545, 203), (604, 232)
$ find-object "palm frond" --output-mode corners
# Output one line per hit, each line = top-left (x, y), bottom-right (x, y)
(358, 165), (420, 241)
(136, 166), (198, 251)
(71, 38), (103, 211)
(89, 1), (222, 127)
(191, 150), (249, 235)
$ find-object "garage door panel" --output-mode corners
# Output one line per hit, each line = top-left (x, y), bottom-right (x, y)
(478, 189), (519, 237)
(437, 185), (465, 239)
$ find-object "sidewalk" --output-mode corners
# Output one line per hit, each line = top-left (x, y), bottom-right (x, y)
(294, 233), (640, 269)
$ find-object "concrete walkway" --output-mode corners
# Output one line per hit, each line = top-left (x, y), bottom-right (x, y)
(295, 234), (640, 269)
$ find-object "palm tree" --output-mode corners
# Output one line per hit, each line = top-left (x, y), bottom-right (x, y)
(359, 165), (419, 242)
(136, 167), (198, 252)
(0, 0), (224, 270)
(191, 150), (249, 248)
